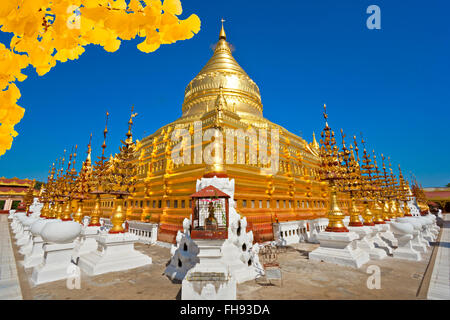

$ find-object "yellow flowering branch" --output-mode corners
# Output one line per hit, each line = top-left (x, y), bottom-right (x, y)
(0, 0), (201, 156)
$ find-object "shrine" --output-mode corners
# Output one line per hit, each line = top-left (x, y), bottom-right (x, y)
(190, 185), (230, 240)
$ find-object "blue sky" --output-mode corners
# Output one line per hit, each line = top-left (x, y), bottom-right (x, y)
(0, 0), (449, 187)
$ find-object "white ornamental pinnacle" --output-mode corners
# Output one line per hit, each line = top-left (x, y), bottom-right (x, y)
(389, 222), (422, 261)
(183, 218), (191, 234)
(165, 219), (200, 281)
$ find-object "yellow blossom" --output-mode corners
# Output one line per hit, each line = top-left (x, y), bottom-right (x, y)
(0, 0), (201, 156)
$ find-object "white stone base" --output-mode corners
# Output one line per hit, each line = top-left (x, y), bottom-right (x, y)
(380, 222), (398, 248)
(371, 225), (394, 255)
(430, 225), (440, 236)
(224, 257), (258, 284)
(220, 239), (260, 284)
(19, 237), (34, 256)
(306, 218), (329, 243)
(73, 226), (100, 258)
(16, 231), (30, 246)
(419, 217), (437, 242)
(78, 232), (152, 276)
(14, 229), (24, 237)
(181, 275), (236, 300)
(23, 236), (45, 268)
(309, 231), (370, 268)
(180, 238), (237, 300)
(393, 234), (422, 261)
(12, 225), (21, 234)
(13, 225), (23, 236)
(31, 242), (76, 286)
(348, 226), (387, 260)
(423, 228), (436, 242)
(411, 235), (428, 253)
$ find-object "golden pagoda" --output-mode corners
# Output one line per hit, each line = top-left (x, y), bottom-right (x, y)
(118, 22), (328, 243)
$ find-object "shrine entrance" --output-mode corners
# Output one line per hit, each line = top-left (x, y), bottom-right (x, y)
(190, 185), (230, 240)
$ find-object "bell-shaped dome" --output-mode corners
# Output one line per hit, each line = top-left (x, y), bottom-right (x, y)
(182, 22), (263, 120)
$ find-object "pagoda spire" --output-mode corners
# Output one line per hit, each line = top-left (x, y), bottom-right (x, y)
(371, 150), (385, 224)
(219, 18), (226, 40)
(107, 107), (139, 234)
(311, 131), (320, 149)
(215, 85), (227, 112)
(339, 128), (363, 227)
(73, 135), (93, 223)
(89, 111), (110, 227)
(126, 106), (138, 144)
(359, 135), (377, 226)
(318, 104), (348, 232)
(86, 133), (92, 165)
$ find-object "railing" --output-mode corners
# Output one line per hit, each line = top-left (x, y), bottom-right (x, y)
(99, 218), (158, 244)
(273, 218), (329, 245)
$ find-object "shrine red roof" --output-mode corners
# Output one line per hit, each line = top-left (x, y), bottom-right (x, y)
(0, 177), (33, 187)
(425, 191), (450, 200)
(0, 187), (28, 193)
(190, 185), (230, 198)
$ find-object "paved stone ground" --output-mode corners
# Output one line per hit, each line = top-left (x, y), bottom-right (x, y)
(0, 215), (23, 300)
(17, 242), (181, 300)
(237, 242), (432, 300)
(7, 218), (444, 300)
(427, 214), (450, 299)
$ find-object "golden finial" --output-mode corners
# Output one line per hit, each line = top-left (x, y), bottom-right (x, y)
(61, 149), (66, 168)
(86, 133), (92, 163)
(381, 153), (386, 170)
(67, 147), (73, 171)
(323, 104), (329, 127)
(353, 135), (360, 162)
(101, 111), (109, 159)
(215, 84), (227, 113)
(340, 128), (346, 148)
(372, 150), (379, 170)
(72, 144), (78, 171)
(219, 18), (226, 40)
(311, 131), (319, 149)
(126, 106), (138, 140)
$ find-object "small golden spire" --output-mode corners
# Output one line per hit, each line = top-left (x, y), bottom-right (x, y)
(126, 106), (138, 142)
(340, 128), (346, 148)
(215, 85), (227, 112)
(101, 111), (109, 160)
(219, 18), (226, 40)
(86, 133), (92, 164)
(311, 131), (319, 149)
(323, 104), (329, 128)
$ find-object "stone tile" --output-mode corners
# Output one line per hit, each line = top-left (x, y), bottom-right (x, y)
(0, 215), (23, 300)
(427, 214), (450, 300)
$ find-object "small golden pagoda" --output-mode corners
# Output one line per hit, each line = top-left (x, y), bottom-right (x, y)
(339, 131), (364, 227)
(60, 146), (78, 221)
(411, 178), (429, 214)
(397, 165), (411, 216)
(51, 153), (67, 219)
(23, 179), (36, 214)
(359, 139), (377, 226)
(89, 111), (111, 226)
(123, 22), (329, 243)
(318, 106), (348, 232)
(72, 135), (94, 223)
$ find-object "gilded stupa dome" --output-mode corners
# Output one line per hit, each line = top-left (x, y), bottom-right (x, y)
(181, 21), (263, 120)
